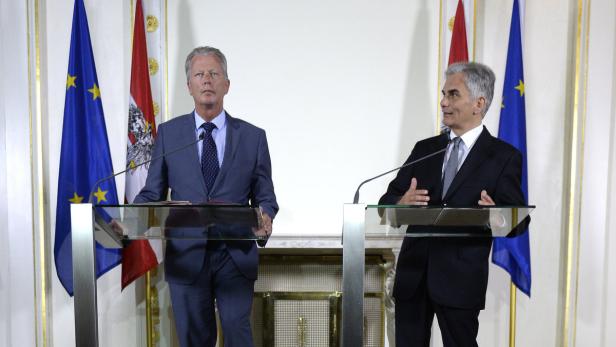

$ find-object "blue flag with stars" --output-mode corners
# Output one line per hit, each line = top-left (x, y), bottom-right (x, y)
(492, 0), (531, 296)
(54, 0), (121, 295)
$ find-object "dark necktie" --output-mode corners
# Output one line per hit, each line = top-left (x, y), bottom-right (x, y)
(200, 122), (219, 192)
(442, 137), (461, 198)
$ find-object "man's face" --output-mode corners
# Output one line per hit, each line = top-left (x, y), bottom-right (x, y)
(187, 54), (230, 113)
(440, 72), (484, 134)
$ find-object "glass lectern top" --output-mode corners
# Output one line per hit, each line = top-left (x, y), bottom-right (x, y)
(94, 204), (265, 242)
(364, 205), (534, 237)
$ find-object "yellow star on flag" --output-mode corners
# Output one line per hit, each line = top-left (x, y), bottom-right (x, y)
(93, 187), (108, 203)
(88, 83), (101, 100)
(514, 80), (525, 96)
(68, 192), (84, 203)
(66, 74), (77, 90)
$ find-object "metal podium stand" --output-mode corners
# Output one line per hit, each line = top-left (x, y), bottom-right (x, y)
(70, 203), (263, 347)
(341, 204), (533, 347)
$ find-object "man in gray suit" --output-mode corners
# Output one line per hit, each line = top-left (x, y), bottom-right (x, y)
(135, 46), (278, 347)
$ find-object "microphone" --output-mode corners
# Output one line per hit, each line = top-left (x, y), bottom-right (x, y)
(352, 135), (452, 204)
(88, 132), (205, 204)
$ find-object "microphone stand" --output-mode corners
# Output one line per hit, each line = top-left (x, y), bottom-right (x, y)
(88, 133), (205, 204)
(352, 138), (451, 204)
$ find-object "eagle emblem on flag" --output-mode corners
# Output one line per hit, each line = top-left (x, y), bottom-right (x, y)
(127, 101), (154, 172)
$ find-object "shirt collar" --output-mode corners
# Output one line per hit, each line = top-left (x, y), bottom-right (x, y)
(194, 109), (226, 130)
(449, 123), (483, 148)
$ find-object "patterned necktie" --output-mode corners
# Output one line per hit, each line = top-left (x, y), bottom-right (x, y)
(442, 137), (461, 198)
(200, 122), (219, 192)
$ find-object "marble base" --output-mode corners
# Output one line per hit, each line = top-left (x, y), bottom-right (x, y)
(262, 234), (403, 251)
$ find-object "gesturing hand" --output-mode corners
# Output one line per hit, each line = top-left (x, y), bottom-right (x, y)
(478, 190), (495, 206)
(397, 178), (430, 205)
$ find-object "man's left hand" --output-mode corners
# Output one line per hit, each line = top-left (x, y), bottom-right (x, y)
(254, 212), (272, 238)
(478, 190), (495, 206)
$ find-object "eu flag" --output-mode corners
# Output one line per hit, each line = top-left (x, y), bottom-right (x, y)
(54, 0), (121, 295)
(491, 0), (531, 296)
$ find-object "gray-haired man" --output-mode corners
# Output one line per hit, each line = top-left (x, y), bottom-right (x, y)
(136, 46), (278, 347)
(379, 62), (525, 346)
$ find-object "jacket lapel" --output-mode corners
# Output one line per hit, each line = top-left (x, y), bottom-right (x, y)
(210, 113), (240, 193)
(442, 126), (493, 200)
(180, 114), (208, 196)
(431, 133), (451, 201)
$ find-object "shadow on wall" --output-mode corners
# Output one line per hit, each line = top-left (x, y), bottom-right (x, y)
(170, 0), (197, 119)
(399, 0), (435, 164)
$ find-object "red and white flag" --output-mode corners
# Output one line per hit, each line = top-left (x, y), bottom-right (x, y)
(122, 0), (162, 290)
(439, 0), (473, 70)
(448, 0), (469, 65)
(438, 0), (472, 131)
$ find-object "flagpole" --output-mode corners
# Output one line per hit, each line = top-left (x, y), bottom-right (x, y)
(509, 282), (516, 347)
(146, 271), (153, 347)
(509, 208), (519, 347)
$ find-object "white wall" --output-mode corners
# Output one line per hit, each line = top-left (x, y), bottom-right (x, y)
(0, 1), (11, 345)
(2, 0), (616, 346)
(168, 0), (441, 237)
(604, 48), (616, 345)
(0, 0), (38, 346)
(576, 0), (616, 345)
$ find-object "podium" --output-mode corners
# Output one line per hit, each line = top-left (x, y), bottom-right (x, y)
(341, 204), (533, 347)
(71, 203), (532, 346)
(70, 203), (264, 347)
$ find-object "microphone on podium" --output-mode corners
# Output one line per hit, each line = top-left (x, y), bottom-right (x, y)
(352, 134), (452, 204)
(88, 132), (205, 204)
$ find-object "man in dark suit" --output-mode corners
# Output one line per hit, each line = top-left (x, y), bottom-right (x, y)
(379, 62), (525, 346)
(135, 46), (278, 347)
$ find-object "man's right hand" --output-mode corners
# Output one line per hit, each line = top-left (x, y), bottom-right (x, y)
(397, 177), (430, 205)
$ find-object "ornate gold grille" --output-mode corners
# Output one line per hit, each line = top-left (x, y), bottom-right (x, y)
(251, 255), (387, 346)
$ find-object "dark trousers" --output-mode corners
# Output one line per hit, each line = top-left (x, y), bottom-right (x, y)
(168, 247), (255, 347)
(395, 277), (480, 347)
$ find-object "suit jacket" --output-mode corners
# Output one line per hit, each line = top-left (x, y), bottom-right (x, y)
(379, 127), (524, 310)
(134, 113), (278, 283)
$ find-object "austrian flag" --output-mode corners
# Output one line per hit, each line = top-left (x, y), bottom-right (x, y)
(122, 0), (162, 290)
